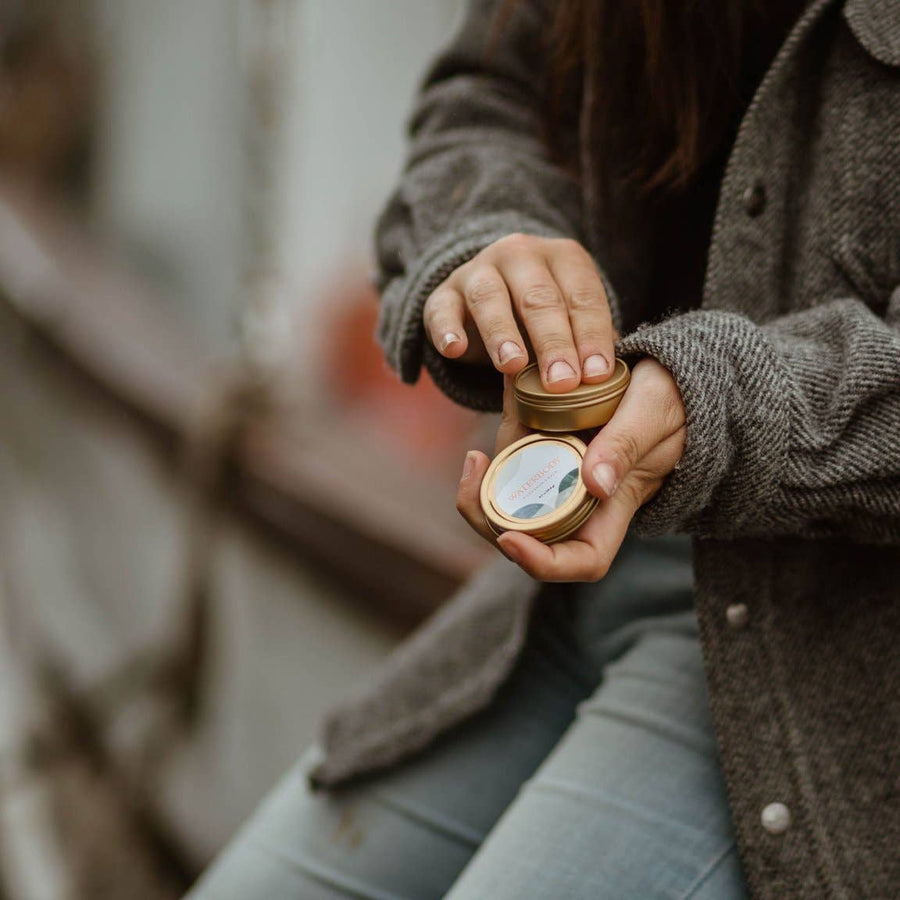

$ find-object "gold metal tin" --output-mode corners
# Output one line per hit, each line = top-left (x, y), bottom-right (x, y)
(514, 358), (630, 432)
(480, 433), (598, 544)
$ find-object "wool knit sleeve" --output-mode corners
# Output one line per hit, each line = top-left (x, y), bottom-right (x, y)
(374, 0), (598, 413)
(616, 292), (900, 544)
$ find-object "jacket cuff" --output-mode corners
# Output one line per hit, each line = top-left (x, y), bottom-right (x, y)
(615, 310), (780, 536)
(376, 213), (570, 412)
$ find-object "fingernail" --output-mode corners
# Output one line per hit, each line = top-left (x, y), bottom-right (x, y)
(583, 354), (610, 378)
(547, 360), (576, 383)
(498, 341), (524, 365)
(592, 462), (618, 497)
(440, 332), (461, 353)
(461, 451), (476, 481)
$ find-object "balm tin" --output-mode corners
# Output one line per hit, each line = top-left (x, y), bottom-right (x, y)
(514, 358), (630, 432)
(480, 433), (598, 544)
(480, 358), (631, 543)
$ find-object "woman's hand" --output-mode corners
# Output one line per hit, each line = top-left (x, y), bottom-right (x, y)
(424, 234), (617, 392)
(457, 358), (686, 581)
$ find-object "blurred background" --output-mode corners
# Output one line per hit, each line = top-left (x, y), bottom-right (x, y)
(0, 1), (498, 896)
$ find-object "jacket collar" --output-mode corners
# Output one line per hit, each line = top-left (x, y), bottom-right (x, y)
(843, 0), (900, 66)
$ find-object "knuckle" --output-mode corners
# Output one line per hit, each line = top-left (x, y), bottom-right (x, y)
(518, 283), (563, 313)
(633, 371), (664, 406)
(621, 474), (649, 506)
(566, 286), (605, 312)
(661, 388), (685, 429)
(650, 367), (675, 398)
(637, 366), (684, 425)
(496, 232), (538, 254)
(614, 430), (643, 468)
(624, 476), (656, 513)
(465, 274), (503, 308)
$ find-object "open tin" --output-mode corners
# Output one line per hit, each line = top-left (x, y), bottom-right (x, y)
(480, 433), (598, 543)
(480, 358), (631, 544)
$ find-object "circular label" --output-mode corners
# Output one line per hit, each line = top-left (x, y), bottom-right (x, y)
(492, 441), (582, 520)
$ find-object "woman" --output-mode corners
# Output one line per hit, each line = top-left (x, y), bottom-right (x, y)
(188, 1), (900, 897)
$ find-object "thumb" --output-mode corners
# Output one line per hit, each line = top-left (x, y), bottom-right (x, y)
(582, 368), (681, 499)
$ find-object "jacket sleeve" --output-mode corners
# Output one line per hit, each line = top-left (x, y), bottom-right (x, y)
(616, 291), (900, 544)
(374, 0), (609, 412)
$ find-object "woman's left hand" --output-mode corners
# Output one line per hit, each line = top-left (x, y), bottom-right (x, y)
(457, 358), (686, 581)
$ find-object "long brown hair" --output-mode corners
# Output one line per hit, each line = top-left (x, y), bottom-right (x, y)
(505, 0), (784, 198)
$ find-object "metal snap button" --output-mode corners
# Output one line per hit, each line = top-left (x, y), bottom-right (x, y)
(726, 603), (749, 629)
(761, 802), (791, 835)
(741, 182), (766, 217)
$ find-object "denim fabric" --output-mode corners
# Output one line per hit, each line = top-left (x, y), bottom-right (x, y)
(186, 536), (748, 900)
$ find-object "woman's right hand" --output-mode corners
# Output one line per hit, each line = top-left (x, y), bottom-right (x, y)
(423, 233), (618, 392)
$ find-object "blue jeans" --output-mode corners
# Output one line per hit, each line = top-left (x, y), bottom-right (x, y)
(186, 536), (749, 899)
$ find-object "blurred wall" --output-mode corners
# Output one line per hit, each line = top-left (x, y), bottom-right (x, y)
(91, 0), (244, 353)
(89, 0), (465, 360)
(277, 0), (465, 362)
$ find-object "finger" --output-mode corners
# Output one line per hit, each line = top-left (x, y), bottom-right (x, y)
(582, 361), (685, 499)
(457, 315), (491, 365)
(546, 245), (616, 383)
(496, 487), (635, 581)
(496, 374), (529, 453)
(501, 258), (580, 393)
(460, 265), (528, 373)
(455, 450), (496, 542)
(423, 287), (469, 358)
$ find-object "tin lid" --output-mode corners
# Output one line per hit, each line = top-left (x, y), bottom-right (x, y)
(480, 433), (598, 543)
(513, 358), (630, 431)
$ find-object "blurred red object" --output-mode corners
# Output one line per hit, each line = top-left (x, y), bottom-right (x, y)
(321, 275), (484, 477)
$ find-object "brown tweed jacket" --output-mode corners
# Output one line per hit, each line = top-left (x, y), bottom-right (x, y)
(310, 1), (900, 897)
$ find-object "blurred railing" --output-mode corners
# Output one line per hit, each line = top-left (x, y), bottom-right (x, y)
(0, 193), (489, 629)
(0, 185), (492, 897)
